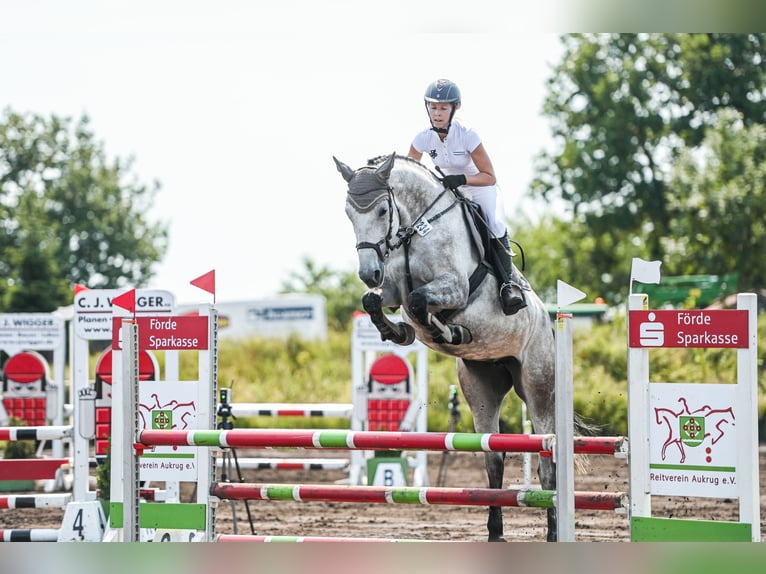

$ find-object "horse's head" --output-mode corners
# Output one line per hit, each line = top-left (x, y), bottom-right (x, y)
(335, 153), (399, 288)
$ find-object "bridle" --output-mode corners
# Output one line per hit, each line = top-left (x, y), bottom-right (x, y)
(350, 186), (398, 262)
(351, 183), (457, 263)
(349, 173), (467, 296)
(346, 159), (494, 325)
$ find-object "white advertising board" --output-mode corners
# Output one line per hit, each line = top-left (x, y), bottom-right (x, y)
(649, 382), (737, 498)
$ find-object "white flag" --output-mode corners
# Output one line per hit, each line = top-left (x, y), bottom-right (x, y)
(557, 280), (587, 309)
(630, 258), (662, 284)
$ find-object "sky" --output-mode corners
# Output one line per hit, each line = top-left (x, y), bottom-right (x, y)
(14, 1), (749, 305)
(1, 1), (576, 305)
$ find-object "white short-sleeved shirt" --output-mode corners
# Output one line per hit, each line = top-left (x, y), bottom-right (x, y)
(410, 118), (482, 177)
(411, 117), (508, 238)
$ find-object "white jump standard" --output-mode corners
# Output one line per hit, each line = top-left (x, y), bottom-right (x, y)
(627, 292), (760, 542)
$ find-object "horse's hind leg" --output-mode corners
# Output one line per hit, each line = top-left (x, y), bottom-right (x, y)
(457, 359), (513, 542)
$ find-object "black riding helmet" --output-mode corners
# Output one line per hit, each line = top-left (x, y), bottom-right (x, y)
(424, 79), (461, 134)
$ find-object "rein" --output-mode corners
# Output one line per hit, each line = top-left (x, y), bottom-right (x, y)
(392, 187), (452, 250)
(398, 189), (457, 295)
(353, 184), (456, 264)
(349, 158), (493, 320)
(398, 189), (483, 298)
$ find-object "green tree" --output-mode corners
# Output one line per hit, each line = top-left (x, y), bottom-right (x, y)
(515, 213), (652, 305)
(0, 109), (167, 311)
(3, 191), (69, 311)
(279, 257), (364, 331)
(532, 33), (766, 265)
(665, 109), (766, 290)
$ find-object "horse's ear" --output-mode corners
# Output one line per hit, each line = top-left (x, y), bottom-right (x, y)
(333, 156), (355, 183)
(374, 152), (396, 181)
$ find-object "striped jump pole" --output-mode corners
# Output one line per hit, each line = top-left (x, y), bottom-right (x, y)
(225, 403), (354, 479)
(140, 428), (626, 456)
(0, 426), (73, 441)
(216, 458), (349, 471)
(218, 534), (427, 543)
(211, 482), (627, 512)
(0, 529), (60, 542)
(0, 494), (72, 510)
(231, 403), (353, 418)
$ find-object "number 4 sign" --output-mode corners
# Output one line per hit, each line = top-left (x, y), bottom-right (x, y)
(57, 501), (107, 541)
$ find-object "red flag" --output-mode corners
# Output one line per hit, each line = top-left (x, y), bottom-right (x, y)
(190, 270), (216, 299)
(74, 283), (89, 295)
(112, 289), (136, 314)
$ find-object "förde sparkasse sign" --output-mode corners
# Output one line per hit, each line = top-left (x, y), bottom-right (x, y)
(628, 309), (748, 349)
(111, 316), (209, 351)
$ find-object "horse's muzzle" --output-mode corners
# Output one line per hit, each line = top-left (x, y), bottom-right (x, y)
(358, 267), (384, 289)
(357, 252), (385, 288)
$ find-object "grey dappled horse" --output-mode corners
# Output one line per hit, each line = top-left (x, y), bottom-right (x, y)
(335, 153), (558, 541)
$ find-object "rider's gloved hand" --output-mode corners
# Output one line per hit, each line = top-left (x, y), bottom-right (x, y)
(441, 174), (466, 189)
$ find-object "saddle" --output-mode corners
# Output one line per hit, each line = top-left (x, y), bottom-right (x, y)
(454, 191), (530, 290)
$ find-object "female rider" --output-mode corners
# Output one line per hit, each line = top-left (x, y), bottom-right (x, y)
(407, 78), (526, 315)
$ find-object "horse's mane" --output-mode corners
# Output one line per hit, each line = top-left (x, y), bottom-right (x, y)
(366, 154), (441, 185)
(365, 154), (392, 166)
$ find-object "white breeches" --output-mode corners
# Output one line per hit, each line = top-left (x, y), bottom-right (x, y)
(462, 184), (508, 238)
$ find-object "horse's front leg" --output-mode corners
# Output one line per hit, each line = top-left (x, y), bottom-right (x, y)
(407, 275), (471, 345)
(362, 291), (415, 345)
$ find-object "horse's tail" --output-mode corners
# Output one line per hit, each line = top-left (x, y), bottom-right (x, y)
(572, 412), (601, 475)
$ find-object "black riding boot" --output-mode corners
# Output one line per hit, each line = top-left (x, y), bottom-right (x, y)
(491, 234), (527, 316)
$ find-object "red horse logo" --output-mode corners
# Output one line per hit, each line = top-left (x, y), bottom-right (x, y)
(654, 397), (735, 463)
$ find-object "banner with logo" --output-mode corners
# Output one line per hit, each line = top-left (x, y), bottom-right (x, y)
(649, 382), (737, 498)
(136, 381), (199, 481)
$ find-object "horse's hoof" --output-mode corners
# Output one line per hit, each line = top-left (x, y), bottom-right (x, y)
(397, 325), (416, 346)
(450, 325), (472, 344)
(385, 323), (415, 345)
(429, 326), (447, 344)
(431, 325), (472, 345)
(407, 291), (428, 323)
(488, 536), (506, 542)
(362, 291), (382, 314)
